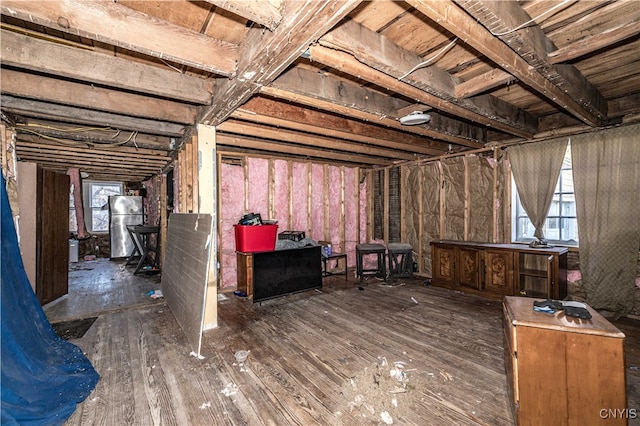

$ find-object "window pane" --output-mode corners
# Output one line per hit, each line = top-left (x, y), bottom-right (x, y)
(91, 184), (121, 208)
(561, 218), (579, 244)
(548, 198), (560, 216)
(517, 217), (535, 240)
(562, 197), (576, 215)
(512, 142), (577, 246)
(92, 210), (110, 232)
(560, 169), (573, 192)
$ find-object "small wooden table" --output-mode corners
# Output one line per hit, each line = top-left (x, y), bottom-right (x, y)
(322, 252), (347, 280)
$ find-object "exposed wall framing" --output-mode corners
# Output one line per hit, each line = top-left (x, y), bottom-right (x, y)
(374, 151), (509, 277)
(176, 135), (198, 214)
(217, 151), (363, 289)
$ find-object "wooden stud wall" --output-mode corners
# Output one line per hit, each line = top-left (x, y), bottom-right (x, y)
(176, 135), (199, 213)
(373, 151), (510, 275)
(216, 151), (363, 287)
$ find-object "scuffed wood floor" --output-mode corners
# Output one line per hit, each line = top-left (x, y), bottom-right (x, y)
(44, 258), (162, 323)
(65, 273), (640, 425)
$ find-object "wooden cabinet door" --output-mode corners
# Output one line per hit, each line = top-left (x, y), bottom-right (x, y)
(457, 247), (481, 289)
(484, 250), (513, 295)
(432, 245), (456, 284)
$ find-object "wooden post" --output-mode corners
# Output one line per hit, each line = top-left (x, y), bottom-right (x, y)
(383, 168), (389, 243)
(463, 156), (470, 241)
(438, 161), (446, 239)
(159, 173), (167, 267)
(323, 164), (329, 241)
(339, 166), (345, 253)
(197, 124), (218, 330)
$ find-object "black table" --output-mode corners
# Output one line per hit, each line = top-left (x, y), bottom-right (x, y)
(126, 225), (161, 274)
(322, 252), (348, 280)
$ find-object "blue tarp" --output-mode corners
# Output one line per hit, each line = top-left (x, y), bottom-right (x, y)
(1, 173), (99, 425)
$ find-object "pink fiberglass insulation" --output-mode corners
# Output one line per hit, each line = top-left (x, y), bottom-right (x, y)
(359, 180), (367, 244)
(220, 162), (245, 288)
(343, 167), (357, 267)
(273, 160), (289, 225)
(247, 157), (269, 218)
(310, 163), (325, 241)
(290, 162), (309, 233)
(328, 165), (341, 250)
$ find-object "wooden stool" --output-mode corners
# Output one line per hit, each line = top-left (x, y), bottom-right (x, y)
(388, 243), (413, 279)
(356, 243), (386, 283)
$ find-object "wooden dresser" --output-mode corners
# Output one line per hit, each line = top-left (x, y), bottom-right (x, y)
(431, 240), (568, 299)
(503, 296), (627, 425)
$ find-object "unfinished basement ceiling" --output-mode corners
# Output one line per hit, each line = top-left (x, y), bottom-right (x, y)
(1, 0), (639, 181)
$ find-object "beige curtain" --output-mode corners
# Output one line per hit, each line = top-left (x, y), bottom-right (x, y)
(572, 124), (640, 317)
(508, 138), (569, 240)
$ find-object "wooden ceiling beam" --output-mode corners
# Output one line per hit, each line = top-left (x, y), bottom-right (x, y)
(411, 0), (606, 126)
(317, 19), (537, 138)
(1, 96), (185, 137)
(16, 139), (172, 162)
(200, 0), (361, 126)
(218, 119), (421, 160)
(455, 69), (517, 99)
(235, 97), (448, 155)
(1, 69), (197, 125)
(0, 29), (213, 104)
(203, 0), (283, 31)
(18, 160), (155, 181)
(454, 0), (607, 124)
(16, 153), (165, 172)
(548, 19), (640, 64)
(268, 66), (486, 148)
(0, 1), (237, 75)
(216, 133), (391, 166)
(14, 119), (173, 151)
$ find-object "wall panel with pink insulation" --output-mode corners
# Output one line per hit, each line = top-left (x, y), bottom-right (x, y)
(219, 156), (365, 289)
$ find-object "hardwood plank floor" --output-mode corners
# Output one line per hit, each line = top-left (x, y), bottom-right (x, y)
(44, 258), (162, 323)
(61, 264), (640, 425)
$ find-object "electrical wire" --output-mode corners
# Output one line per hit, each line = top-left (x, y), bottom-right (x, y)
(398, 37), (458, 80)
(490, 0), (572, 36)
(16, 124), (139, 148)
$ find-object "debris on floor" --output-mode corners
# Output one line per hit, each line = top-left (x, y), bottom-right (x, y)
(221, 383), (238, 397)
(341, 355), (416, 424)
(147, 289), (163, 299)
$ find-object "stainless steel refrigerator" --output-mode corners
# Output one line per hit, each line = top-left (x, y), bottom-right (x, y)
(109, 196), (144, 258)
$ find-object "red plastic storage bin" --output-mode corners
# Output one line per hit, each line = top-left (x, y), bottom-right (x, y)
(234, 224), (278, 252)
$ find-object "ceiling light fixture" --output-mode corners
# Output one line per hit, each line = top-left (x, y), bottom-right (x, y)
(399, 111), (431, 125)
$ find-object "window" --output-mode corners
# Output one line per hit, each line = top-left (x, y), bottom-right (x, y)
(69, 184), (77, 233)
(87, 182), (122, 232)
(513, 142), (578, 246)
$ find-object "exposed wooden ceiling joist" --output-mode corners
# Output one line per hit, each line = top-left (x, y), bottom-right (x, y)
(235, 97), (449, 156)
(204, 0), (283, 31)
(0, 29), (214, 104)
(1, 0), (639, 182)
(408, 0), (606, 126)
(216, 133), (391, 166)
(269, 63), (488, 148)
(1, 68), (197, 124)
(317, 19), (537, 138)
(0, 0), (238, 75)
(1, 96), (186, 137)
(218, 119), (422, 161)
(13, 119), (173, 151)
(200, 0), (361, 126)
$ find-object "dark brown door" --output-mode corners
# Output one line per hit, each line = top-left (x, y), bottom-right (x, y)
(36, 168), (70, 304)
